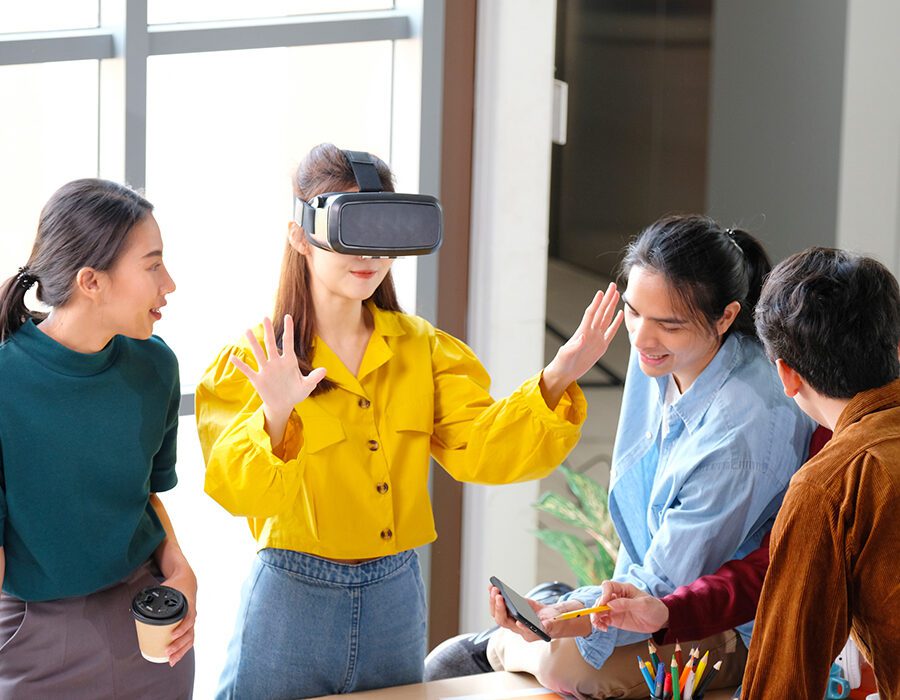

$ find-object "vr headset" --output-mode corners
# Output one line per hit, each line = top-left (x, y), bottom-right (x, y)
(293, 150), (443, 257)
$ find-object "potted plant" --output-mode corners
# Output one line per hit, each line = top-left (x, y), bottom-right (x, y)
(533, 464), (619, 587)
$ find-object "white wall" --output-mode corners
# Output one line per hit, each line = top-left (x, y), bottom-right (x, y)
(461, 0), (558, 632)
(709, 0), (900, 274)
(707, 0), (848, 264)
(836, 0), (900, 276)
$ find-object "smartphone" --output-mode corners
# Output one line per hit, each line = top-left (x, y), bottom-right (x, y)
(489, 576), (551, 642)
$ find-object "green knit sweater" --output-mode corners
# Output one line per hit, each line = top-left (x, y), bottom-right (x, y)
(0, 320), (179, 601)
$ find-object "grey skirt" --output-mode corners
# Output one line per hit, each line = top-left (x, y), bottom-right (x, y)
(0, 560), (194, 699)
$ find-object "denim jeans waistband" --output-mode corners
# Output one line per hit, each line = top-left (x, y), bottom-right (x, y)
(257, 548), (416, 585)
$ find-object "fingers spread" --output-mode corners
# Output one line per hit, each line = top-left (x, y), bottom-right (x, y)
(282, 314), (296, 359)
(592, 283), (620, 330)
(577, 290), (604, 334)
(263, 317), (278, 358)
(245, 328), (267, 368)
(305, 367), (327, 386)
(604, 310), (625, 342)
(229, 354), (256, 380)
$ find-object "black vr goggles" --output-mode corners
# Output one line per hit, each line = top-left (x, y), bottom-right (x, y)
(293, 150), (443, 257)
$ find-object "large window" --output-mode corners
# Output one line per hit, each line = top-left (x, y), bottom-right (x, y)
(0, 60), (99, 275)
(0, 4), (441, 694)
(0, 2), (99, 33)
(147, 41), (394, 383)
(148, 0), (393, 25)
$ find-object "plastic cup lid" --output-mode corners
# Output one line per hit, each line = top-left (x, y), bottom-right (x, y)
(131, 585), (187, 625)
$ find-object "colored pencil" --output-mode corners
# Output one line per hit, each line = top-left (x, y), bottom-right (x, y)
(663, 670), (673, 700)
(655, 661), (665, 699)
(693, 650), (710, 687)
(679, 650), (695, 694)
(675, 641), (683, 672)
(693, 659), (722, 699)
(671, 655), (681, 700)
(649, 640), (661, 670)
(683, 668), (696, 700)
(552, 603), (611, 621)
(646, 660), (655, 677)
(637, 656), (656, 693)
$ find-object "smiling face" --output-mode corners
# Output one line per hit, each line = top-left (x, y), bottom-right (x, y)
(100, 213), (176, 339)
(622, 265), (735, 391)
(289, 222), (393, 304)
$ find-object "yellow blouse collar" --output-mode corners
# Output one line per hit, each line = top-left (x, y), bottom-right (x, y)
(311, 301), (406, 395)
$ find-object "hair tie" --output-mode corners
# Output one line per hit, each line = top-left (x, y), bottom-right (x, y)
(724, 229), (742, 254)
(16, 266), (37, 291)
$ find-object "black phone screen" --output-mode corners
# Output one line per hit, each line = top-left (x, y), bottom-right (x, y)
(489, 576), (551, 642)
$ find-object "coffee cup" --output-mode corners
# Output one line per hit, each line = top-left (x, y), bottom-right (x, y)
(131, 585), (188, 663)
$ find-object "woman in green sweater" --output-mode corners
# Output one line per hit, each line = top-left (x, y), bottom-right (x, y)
(0, 179), (195, 698)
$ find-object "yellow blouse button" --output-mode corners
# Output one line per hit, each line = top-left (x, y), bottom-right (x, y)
(380, 528), (393, 540)
(358, 398), (371, 409)
(367, 440), (379, 451)
(376, 482), (389, 494)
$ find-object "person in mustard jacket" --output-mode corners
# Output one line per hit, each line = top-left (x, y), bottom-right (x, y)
(195, 143), (622, 700)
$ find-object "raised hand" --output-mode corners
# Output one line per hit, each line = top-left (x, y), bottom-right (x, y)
(540, 282), (624, 407)
(230, 315), (326, 449)
(590, 580), (670, 634)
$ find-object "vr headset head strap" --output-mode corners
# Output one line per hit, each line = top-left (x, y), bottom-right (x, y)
(343, 150), (384, 193)
(294, 197), (318, 235)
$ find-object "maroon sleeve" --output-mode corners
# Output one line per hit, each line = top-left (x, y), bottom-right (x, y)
(651, 426), (832, 645)
(653, 533), (770, 645)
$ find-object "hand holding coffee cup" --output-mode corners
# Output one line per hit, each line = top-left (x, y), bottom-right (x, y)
(131, 585), (188, 663)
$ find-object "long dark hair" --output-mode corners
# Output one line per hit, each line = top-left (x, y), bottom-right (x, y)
(619, 214), (771, 341)
(274, 143), (401, 395)
(0, 178), (153, 343)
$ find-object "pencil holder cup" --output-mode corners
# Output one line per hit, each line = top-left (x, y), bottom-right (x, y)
(825, 662), (851, 699)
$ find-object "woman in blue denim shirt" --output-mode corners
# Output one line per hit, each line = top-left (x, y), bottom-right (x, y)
(482, 215), (816, 698)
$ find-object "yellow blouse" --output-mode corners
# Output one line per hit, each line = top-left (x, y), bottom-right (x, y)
(195, 303), (587, 559)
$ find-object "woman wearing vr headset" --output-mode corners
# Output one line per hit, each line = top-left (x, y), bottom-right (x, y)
(0, 179), (195, 697)
(195, 143), (623, 700)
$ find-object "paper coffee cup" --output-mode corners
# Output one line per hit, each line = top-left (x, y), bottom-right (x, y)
(131, 585), (188, 663)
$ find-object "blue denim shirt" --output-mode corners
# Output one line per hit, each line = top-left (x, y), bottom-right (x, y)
(563, 332), (815, 668)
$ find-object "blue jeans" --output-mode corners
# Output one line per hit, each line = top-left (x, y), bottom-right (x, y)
(216, 549), (427, 700)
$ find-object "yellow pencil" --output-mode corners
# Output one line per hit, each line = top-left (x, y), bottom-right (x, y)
(552, 604), (611, 621)
(645, 660), (655, 677)
(694, 651), (710, 687)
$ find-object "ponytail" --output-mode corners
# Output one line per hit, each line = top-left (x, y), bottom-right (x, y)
(0, 272), (36, 343)
(728, 228), (772, 338)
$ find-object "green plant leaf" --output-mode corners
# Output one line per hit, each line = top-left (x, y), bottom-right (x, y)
(533, 529), (608, 587)
(533, 492), (593, 530)
(561, 465), (610, 532)
(533, 464), (620, 584)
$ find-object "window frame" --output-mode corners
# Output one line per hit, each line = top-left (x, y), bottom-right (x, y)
(0, 0), (444, 418)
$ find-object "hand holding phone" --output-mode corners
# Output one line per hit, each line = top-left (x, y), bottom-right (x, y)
(489, 576), (552, 642)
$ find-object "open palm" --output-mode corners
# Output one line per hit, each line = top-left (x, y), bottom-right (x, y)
(230, 315), (326, 417)
(548, 282), (624, 386)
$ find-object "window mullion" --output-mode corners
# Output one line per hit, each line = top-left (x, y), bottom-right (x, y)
(98, 0), (148, 190)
